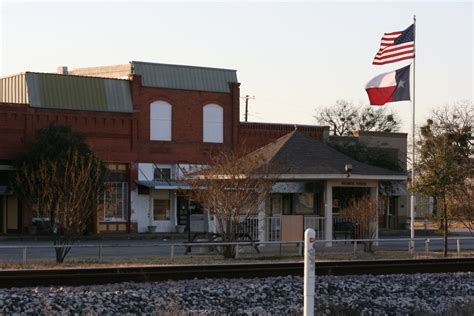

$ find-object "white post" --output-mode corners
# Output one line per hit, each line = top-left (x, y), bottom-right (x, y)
(370, 186), (379, 246)
(324, 181), (333, 247)
(304, 228), (316, 316)
(258, 199), (266, 242)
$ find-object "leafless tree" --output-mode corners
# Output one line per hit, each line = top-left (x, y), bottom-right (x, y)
(183, 148), (280, 259)
(16, 150), (107, 263)
(413, 101), (473, 233)
(340, 195), (378, 253)
(449, 180), (474, 234)
(315, 100), (401, 136)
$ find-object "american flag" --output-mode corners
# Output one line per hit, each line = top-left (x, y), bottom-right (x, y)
(373, 24), (415, 65)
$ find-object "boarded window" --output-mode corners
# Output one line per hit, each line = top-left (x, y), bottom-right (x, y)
(203, 104), (223, 143)
(150, 101), (172, 141)
(153, 199), (170, 220)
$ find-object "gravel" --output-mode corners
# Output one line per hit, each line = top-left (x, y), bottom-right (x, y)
(0, 273), (473, 315)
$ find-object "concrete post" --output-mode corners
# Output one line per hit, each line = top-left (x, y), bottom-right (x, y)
(324, 181), (333, 247)
(304, 228), (316, 316)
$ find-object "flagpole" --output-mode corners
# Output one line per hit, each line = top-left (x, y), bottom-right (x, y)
(410, 15), (417, 252)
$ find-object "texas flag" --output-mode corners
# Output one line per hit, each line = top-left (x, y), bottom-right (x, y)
(365, 65), (411, 106)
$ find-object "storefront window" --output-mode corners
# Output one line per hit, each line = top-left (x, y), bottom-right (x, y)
(294, 193), (314, 215)
(101, 182), (128, 221)
(153, 199), (170, 220)
(282, 194), (293, 215)
(269, 195), (282, 216)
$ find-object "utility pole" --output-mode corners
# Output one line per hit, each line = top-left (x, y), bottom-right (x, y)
(241, 95), (255, 122)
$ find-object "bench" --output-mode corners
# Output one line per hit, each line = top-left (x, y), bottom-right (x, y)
(185, 232), (260, 254)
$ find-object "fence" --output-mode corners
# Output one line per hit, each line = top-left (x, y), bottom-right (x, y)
(2, 237), (474, 264)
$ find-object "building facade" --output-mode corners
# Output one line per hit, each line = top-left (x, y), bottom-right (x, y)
(0, 61), (407, 240)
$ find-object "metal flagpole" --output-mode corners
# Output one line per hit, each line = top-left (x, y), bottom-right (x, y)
(410, 15), (417, 252)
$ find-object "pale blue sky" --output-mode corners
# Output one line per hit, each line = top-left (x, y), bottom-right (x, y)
(1, 1), (472, 133)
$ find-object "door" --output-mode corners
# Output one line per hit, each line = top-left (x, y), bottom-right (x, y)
(388, 197), (397, 229)
(177, 196), (189, 227)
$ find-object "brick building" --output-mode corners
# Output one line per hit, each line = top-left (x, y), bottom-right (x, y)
(0, 61), (327, 234)
(0, 61), (407, 238)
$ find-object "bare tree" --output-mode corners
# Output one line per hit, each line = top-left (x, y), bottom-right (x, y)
(449, 181), (474, 234)
(415, 101), (473, 232)
(315, 100), (401, 136)
(412, 120), (464, 257)
(183, 149), (279, 259)
(340, 195), (378, 253)
(15, 150), (107, 263)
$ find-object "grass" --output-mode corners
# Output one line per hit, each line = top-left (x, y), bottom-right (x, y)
(2, 249), (474, 270)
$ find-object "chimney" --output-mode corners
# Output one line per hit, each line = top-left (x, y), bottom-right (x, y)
(57, 66), (68, 75)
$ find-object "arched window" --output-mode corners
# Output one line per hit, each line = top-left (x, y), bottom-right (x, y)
(203, 104), (223, 143)
(150, 101), (172, 141)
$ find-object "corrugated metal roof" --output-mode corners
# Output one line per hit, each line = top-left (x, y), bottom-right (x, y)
(132, 61), (238, 93)
(0, 73), (28, 104)
(0, 72), (133, 113)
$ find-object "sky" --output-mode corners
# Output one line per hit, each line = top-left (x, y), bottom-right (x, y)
(0, 0), (472, 134)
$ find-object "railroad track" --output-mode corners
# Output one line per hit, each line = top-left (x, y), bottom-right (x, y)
(1, 258), (474, 288)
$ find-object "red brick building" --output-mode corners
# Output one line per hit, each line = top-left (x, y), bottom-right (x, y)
(0, 61), (328, 235)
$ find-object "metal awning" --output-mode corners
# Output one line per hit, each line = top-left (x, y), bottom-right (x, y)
(136, 180), (190, 190)
(379, 181), (407, 196)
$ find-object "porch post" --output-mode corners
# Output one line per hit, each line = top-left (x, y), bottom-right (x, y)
(324, 181), (333, 247)
(258, 199), (266, 242)
(370, 185), (379, 245)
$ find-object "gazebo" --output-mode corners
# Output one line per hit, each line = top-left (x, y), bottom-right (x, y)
(246, 131), (407, 244)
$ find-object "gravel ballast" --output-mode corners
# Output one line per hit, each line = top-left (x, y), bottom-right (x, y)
(0, 272), (473, 315)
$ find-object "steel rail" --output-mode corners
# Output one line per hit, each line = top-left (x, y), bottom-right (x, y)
(1, 258), (474, 288)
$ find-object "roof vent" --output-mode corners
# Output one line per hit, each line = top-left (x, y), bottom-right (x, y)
(57, 66), (68, 75)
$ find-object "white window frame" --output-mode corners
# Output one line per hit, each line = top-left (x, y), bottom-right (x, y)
(150, 101), (172, 141)
(203, 103), (224, 143)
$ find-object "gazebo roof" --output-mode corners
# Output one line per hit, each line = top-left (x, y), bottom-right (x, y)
(248, 130), (407, 180)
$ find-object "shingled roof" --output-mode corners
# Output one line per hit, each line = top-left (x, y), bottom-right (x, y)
(249, 131), (406, 180)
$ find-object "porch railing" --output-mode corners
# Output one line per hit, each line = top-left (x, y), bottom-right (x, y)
(237, 216), (259, 241)
(303, 216), (325, 240)
(265, 217), (281, 241)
